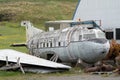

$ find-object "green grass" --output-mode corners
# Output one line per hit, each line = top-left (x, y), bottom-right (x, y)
(0, 0), (78, 77)
(0, 0), (77, 52)
(0, 22), (27, 52)
(0, 68), (83, 80)
(0, 71), (21, 77)
(0, 0), (77, 3)
(0, 0), (77, 26)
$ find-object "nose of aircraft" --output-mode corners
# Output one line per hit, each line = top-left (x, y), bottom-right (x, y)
(82, 38), (110, 63)
(93, 38), (110, 62)
(89, 38), (110, 54)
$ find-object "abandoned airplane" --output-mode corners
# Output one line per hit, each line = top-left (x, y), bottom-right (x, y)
(1, 0), (119, 74)
(21, 21), (110, 65)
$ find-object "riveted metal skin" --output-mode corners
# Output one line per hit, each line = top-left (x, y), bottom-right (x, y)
(23, 21), (110, 64)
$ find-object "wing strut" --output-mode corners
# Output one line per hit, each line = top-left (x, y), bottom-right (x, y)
(0, 56), (25, 74)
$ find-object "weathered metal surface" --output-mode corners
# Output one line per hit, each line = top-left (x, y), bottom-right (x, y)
(22, 21), (110, 64)
(45, 20), (99, 31)
(86, 40), (120, 74)
(0, 49), (71, 73)
(21, 21), (44, 42)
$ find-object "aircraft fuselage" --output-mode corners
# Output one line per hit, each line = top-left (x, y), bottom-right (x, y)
(26, 25), (110, 64)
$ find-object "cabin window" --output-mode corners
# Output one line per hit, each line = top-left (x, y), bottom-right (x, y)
(56, 42), (61, 47)
(97, 31), (105, 38)
(47, 43), (49, 47)
(52, 42), (54, 47)
(36, 42), (39, 48)
(105, 31), (113, 39)
(43, 43), (45, 47)
(79, 35), (82, 40)
(83, 34), (96, 39)
(48, 43), (50, 47)
(58, 42), (60, 46)
(116, 28), (120, 40)
(59, 42), (65, 46)
(50, 42), (52, 47)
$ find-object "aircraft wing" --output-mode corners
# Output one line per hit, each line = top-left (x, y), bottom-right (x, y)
(0, 49), (71, 73)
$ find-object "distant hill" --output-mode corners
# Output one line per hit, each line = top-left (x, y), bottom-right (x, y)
(0, 0), (77, 26)
(0, 0), (77, 52)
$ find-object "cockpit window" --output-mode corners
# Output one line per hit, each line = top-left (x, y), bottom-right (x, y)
(97, 31), (105, 38)
(83, 34), (96, 39)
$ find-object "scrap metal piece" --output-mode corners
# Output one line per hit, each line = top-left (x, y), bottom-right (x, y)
(0, 49), (71, 73)
(85, 63), (115, 73)
(0, 57), (25, 74)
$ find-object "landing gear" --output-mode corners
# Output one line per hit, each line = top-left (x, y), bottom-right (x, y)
(48, 54), (62, 63)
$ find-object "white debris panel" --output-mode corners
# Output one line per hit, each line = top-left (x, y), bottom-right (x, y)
(0, 49), (71, 73)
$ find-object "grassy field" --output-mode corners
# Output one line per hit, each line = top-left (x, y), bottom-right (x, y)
(0, 68), (83, 80)
(0, 0), (77, 25)
(0, 0), (78, 78)
(0, 22), (27, 52)
(0, 0), (77, 52)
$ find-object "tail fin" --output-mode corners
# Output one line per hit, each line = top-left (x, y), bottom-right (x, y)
(21, 21), (44, 42)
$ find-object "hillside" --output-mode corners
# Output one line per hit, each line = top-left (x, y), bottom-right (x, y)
(0, 0), (77, 26)
(0, 0), (77, 52)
